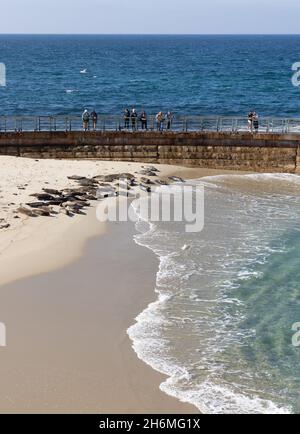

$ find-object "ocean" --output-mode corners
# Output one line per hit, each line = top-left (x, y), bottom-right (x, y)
(1, 35), (300, 413)
(129, 174), (300, 414)
(1, 34), (300, 117)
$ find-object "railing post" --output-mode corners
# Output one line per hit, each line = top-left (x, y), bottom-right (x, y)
(2, 114), (300, 136)
(218, 117), (223, 132)
(286, 119), (290, 134)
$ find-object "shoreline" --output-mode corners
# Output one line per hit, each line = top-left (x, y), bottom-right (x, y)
(0, 216), (198, 413)
(0, 157), (248, 413)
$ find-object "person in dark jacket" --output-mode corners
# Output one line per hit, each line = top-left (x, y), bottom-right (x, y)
(90, 109), (98, 131)
(166, 111), (174, 130)
(124, 108), (130, 129)
(253, 112), (259, 133)
(139, 109), (148, 130)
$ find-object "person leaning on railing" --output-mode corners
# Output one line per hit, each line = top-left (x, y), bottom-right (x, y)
(166, 111), (174, 130)
(124, 108), (130, 129)
(248, 111), (254, 132)
(139, 109), (148, 130)
(156, 111), (165, 131)
(82, 109), (90, 131)
(90, 109), (98, 131)
(253, 112), (259, 133)
(131, 108), (138, 131)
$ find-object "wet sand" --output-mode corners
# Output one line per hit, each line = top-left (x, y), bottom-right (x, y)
(0, 159), (247, 413)
(0, 216), (198, 413)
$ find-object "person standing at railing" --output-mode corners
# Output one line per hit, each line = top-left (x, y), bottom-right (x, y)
(139, 109), (148, 130)
(82, 109), (90, 131)
(166, 111), (174, 130)
(248, 111), (254, 132)
(156, 111), (165, 131)
(253, 112), (259, 133)
(124, 108), (130, 129)
(90, 109), (98, 131)
(131, 108), (138, 131)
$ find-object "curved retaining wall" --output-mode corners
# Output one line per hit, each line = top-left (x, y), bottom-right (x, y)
(0, 131), (299, 173)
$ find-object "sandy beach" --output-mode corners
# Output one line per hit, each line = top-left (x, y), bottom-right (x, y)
(0, 156), (244, 413)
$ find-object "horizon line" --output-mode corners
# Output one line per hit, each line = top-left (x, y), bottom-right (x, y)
(0, 33), (300, 36)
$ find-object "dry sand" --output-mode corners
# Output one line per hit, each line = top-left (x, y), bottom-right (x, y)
(0, 156), (245, 413)
(0, 157), (220, 286)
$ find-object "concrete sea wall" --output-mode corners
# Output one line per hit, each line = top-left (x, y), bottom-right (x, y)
(0, 131), (299, 173)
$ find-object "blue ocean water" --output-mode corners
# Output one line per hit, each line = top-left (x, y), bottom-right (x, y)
(0, 35), (300, 116)
(129, 174), (300, 414)
(1, 35), (300, 413)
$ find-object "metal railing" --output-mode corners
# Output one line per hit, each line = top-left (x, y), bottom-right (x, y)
(1, 115), (300, 134)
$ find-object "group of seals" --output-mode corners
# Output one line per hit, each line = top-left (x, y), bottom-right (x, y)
(12, 166), (184, 221)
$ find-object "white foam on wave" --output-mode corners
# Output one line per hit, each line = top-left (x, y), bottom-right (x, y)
(127, 258), (291, 414)
(196, 172), (300, 185)
(127, 173), (297, 414)
(161, 376), (291, 414)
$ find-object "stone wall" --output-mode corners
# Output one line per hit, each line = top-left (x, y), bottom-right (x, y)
(0, 131), (299, 173)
